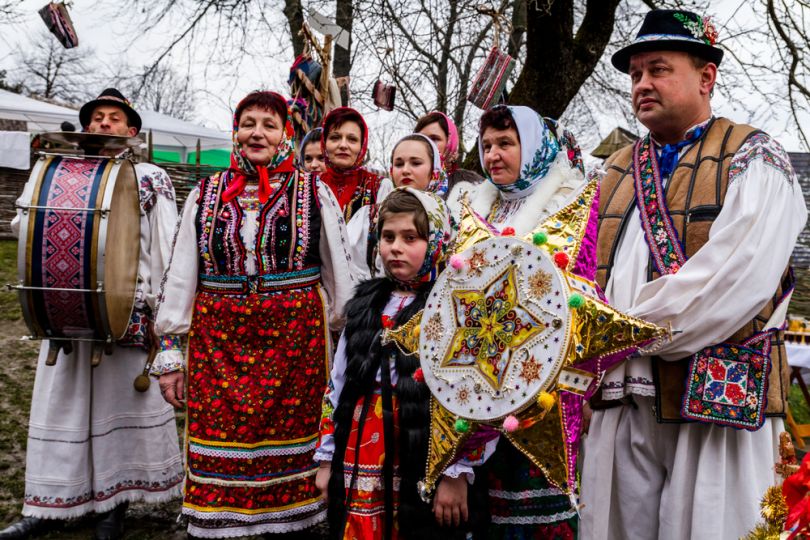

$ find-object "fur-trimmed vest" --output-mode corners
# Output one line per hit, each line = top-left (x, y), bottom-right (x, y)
(595, 117), (792, 420)
(326, 278), (471, 540)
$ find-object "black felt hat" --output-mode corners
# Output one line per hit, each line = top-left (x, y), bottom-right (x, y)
(79, 88), (142, 133)
(612, 10), (724, 74)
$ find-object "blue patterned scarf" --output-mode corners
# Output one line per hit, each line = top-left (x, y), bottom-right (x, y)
(477, 105), (561, 200)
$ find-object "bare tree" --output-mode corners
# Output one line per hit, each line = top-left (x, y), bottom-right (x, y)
(123, 0), (809, 161)
(116, 65), (198, 121)
(11, 30), (95, 105)
(350, 0), (503, 154)
(0, 1), (20, 25)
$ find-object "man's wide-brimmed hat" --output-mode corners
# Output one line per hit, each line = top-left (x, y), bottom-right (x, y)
(79, 88), (142, 133)
(612, 9), (724, 74)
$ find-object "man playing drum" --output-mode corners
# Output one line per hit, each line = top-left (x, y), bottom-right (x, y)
(0, 89), (183, 540)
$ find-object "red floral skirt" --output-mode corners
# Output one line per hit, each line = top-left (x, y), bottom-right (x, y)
(341, 391), (400, 540)
(182, 284), (329, 537)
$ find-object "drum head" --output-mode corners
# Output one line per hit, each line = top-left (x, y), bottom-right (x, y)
(419, 237), (572, 421)
(102, 160), (140, 339)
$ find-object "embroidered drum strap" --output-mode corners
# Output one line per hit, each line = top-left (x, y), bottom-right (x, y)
(632, 135), (688, 275)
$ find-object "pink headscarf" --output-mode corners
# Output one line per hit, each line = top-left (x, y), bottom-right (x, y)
(427, 111), (459, 173)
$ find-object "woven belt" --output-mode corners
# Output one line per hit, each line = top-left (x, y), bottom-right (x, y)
(199, 267), (321, 294)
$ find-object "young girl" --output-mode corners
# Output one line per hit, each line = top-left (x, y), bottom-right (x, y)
(389, 133), (448, 198)
(299, 127), (325, 173)
(315, 188), (474, 539)
(348, 134), (447, 281)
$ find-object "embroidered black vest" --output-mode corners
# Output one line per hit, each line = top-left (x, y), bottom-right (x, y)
(195, 170), (322, 276)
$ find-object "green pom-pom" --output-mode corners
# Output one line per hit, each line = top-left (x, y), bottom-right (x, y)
(454, 418), (470, 433)
(568, 293), (585, 309)
(532, 231), (548, 246)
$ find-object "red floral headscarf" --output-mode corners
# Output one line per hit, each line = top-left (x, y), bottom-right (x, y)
(223, 91), (296, 204)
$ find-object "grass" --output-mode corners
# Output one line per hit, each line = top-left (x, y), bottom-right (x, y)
(790, 384), (810, 425)
(0, 240), (39, 522)
(0, 241), (188, 538)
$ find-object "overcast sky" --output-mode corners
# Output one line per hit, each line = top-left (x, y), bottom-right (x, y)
(1, 0), (807, 156)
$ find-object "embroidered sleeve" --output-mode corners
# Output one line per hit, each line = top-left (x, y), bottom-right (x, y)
(314, 332), (349, 463)
(316, 180), (356, 331)
(728, 132), (796, 186)
(136, 163), (176, 213)
(154, 187), (199, 337)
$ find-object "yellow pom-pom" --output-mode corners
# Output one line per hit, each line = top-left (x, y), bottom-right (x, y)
(538, 391), (555, 411)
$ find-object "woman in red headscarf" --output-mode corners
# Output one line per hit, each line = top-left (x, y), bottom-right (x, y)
(152, 91), (355, 538)
(319, 107), (388, 222)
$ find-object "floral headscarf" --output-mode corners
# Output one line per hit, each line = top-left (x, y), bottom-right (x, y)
(390, 133), (449, 198)
(377, 186), (452, 289)
(297, 127), (323, 170)
(223, 91), (296, 204)
(477, 105), (561, 200)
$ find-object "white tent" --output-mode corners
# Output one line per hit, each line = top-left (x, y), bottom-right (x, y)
(0, 89), (230, 157)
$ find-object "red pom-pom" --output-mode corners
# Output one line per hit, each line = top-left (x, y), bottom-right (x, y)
(381, 315), (395, 329)
(413, 368), (425, 383)
(554, 251), (570, 269)
(501, 226), (515, 236)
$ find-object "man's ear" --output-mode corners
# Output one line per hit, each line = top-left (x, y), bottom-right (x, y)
(128, 127), (138, 137)
(700, 62), (718, 97)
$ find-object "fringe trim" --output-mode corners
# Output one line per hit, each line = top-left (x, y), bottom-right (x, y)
(22, 482), (182, 520)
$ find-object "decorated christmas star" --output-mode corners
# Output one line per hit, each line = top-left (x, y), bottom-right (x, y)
(389, 179), (669, 501)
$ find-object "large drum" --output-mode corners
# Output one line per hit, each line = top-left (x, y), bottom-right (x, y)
(15, 154), (140, 347)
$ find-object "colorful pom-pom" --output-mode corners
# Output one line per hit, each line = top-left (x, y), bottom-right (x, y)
(532, 231), (548, 246)
(454, 418), (470, 433)
(501, 226), (516, 236)
(538, 391), (555, 411)
(502, 415), (520, 432)
(449, 254), (465, 271)
(413, 367), (425, 383)
(568, 293), (585, 309)
(554, 251), (570, 269)
(381, 315), (395, 329)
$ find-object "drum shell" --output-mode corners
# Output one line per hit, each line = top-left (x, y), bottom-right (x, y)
(16, 155), (140, 342)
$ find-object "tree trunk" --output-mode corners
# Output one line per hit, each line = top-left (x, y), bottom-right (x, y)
(334, 0), (353, 105)
(463, 0), (621, 169)
(283, 0), (305, 57)
(508, 0), (620, 117)
(507, 0), (526, 58)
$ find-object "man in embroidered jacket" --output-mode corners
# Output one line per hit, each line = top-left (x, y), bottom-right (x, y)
(580, 10), (807, 540)
(0, 89), (183, 540)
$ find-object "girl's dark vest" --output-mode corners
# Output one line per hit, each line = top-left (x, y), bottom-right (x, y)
(595, 117), (791, 421)
(326, 278), (480, 539)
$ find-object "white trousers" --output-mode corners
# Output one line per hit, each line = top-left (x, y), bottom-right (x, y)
(22, 341), (184, 519)
(580, 396), (781, 540)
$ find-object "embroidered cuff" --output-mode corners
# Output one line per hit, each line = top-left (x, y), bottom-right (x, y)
(159, 335), (182, 353)
(150, 350), (185, 377)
